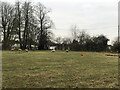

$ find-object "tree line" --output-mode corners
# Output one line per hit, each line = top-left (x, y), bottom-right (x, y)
(0, 1), (119, 52)
(54, 25), (119, 52)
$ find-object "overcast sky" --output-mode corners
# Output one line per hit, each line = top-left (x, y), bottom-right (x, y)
(1, 0), (119, 44)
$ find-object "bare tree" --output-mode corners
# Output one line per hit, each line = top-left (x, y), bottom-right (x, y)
(55, 37), (63, 44)
(71, 25), (79, 41)
(34, 2), (53, 50)
(77, 30), (90, 45)
(22, 1), (34, 49)
(0, 2), (16, 49)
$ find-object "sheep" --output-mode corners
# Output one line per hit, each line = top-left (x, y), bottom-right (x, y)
(105, 54), (110, 56)
(25, 49), (28, 52)
(11, 48), (15, 51)
(106, 54), (118, 57)
(18, 49), (22, 51)
(80, 54), (83, 56)
(18, 49), (22, 53)
(66, 50), (69, 52)
(119, 55), (120, 58)
(51, 49), (55, 52)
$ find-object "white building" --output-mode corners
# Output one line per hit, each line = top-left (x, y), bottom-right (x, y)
(49, 46), (56, 50)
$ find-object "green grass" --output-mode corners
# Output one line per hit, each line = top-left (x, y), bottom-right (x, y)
(2, 51), (118, 88)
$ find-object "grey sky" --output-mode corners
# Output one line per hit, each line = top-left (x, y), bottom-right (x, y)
(1, 0), (119, 44)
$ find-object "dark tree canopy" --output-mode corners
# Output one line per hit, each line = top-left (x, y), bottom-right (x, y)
(0, 1), (53, 50)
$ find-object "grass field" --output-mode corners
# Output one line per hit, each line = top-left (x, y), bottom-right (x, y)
(2, 51), (118, 88)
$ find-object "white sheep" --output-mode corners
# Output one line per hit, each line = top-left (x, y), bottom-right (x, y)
(11, 48), (15, 51)
(25, 49), (28, 52)
(66, 50), (69, 52)
(18, 49), (22, 53)
(51, 49), (55, 52)
(18, 49), (22, 51)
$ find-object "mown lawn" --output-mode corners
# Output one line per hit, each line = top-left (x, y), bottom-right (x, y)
(2, 51), (118, 88)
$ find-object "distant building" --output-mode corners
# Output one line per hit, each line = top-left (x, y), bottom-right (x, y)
(12, 44), (20, 49)
(49, 46), (56, 50)
(107, 45), (112, 51)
